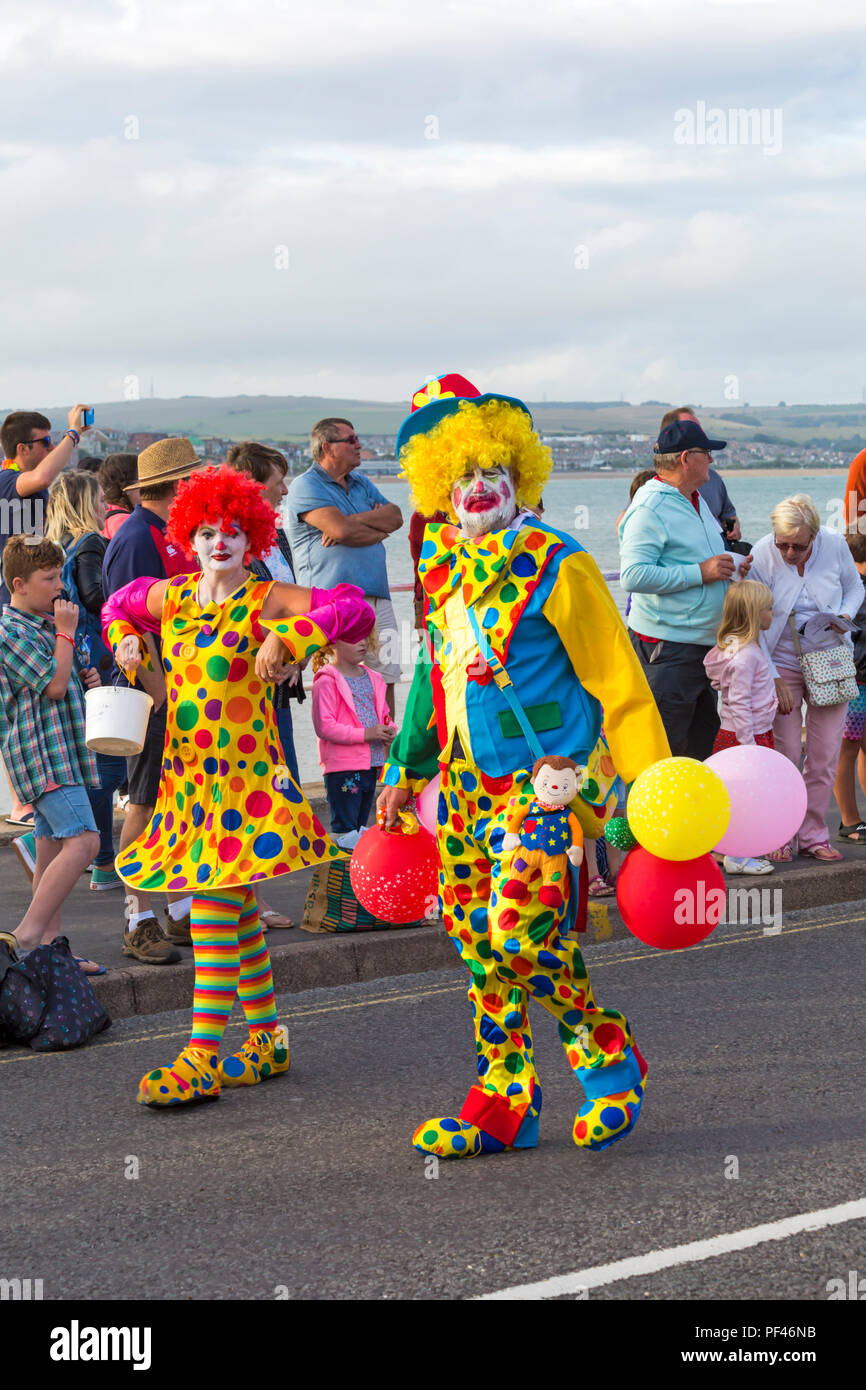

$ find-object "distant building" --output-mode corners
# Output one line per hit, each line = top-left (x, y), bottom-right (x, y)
(127, 432), (168, 452)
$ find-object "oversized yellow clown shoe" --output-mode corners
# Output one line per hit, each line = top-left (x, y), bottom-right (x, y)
(413, 1083), (542, 1159)
(218, 1025), (290, 1087)
(137, 1046), (221, 1107)
(573, 1045), (648, 1151)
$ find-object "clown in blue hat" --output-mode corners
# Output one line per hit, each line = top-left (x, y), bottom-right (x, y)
(379, 373), (671, 1158)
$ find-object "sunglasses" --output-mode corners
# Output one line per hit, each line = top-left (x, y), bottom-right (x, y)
(27, 435), (52, 449)
(331, 434), (360, 446)
(774, 540), (811, 554)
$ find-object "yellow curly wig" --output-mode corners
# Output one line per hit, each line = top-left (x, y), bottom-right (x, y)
(399, 400), (553, 520)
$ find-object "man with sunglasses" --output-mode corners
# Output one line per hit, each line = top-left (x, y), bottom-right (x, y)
(618, 418), (752, 759)
(0, 406), (92, 825)
(288, 417), (403, 715)
(0, 406), (92, 606)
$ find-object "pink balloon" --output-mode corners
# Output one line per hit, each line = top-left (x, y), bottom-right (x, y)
(705, 744), (807, 857)
(416, 776), (441, 836)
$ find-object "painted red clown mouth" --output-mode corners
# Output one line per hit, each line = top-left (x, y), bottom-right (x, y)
(462, 494), (500, 512)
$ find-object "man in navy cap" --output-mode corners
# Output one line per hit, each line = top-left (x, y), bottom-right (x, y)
(617, 418), (752, 758)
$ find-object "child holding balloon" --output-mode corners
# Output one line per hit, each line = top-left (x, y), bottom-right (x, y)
(312, 630), (398, 850)
(704, 580), (778, 875)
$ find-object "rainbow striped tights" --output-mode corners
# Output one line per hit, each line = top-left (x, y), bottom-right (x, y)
(189, 888), (277, 1050)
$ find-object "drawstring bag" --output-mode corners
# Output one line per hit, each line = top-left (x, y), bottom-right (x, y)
(0, 936), (111, 1051)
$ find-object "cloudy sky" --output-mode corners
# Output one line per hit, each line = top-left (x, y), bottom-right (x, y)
(1, 0), (865, 409)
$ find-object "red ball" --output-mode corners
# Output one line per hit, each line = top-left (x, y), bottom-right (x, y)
(615, 847), (725, 949)
(349, 823), (440, 924)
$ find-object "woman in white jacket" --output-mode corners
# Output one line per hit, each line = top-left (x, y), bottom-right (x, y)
(750, 495), (863, 861)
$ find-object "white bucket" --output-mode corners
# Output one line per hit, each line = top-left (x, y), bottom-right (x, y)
(85, 685), (154, 756)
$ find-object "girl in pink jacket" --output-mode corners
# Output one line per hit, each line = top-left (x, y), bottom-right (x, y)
(704, 579), (779, 876)
(311, 634), (398, 850)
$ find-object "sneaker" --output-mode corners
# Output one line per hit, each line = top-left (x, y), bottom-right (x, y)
(333, 830), (362, 851)
(138, 1046), (221, 1107)
(122, 916), (182, 965)
(722, 855), (774, 876)
(164, 909), (193, 946)
(218, 1025), (290, 1087)
(12, 832), (36, 883)
(90, 865), (124, 892)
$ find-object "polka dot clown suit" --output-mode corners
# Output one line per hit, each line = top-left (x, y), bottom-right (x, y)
(103, 465), (375, 1108)
(384, 381), (671, 1158)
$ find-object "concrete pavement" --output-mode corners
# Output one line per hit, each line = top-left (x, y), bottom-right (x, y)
(1, 901), (864, 1304)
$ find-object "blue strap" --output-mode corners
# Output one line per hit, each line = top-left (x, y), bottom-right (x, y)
(466, 604), (545, 761)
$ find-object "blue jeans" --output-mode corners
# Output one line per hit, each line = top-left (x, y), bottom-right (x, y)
(324, 768), (380, 835)
(275, 707), (300, 788)
(86, 752), (127, 867)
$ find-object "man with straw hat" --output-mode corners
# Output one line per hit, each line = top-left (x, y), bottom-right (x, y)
(102, 438), (204, 964)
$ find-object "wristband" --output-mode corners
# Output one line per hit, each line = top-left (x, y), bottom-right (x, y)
(56, 632), (75, 647)
(64, 428), (80, 446)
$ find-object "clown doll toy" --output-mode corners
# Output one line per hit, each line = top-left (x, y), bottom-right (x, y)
(103, 465), (375, 1107)
(378, 374), (671, 1157)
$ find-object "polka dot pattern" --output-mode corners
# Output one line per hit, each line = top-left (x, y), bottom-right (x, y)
(116, 576), (340, 892)
(421, 758), (645, 1156)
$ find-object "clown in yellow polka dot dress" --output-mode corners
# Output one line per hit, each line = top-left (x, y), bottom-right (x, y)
(103, 465), (376, 1107)
(116, 573), (337, 894)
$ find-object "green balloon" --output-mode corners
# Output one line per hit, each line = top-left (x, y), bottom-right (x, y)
(605, 816), (637, 851)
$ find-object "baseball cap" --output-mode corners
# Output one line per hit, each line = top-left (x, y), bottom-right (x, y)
(656, 419), (726, 455)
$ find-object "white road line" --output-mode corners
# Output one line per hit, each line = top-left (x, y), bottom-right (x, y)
(476, 1197), (866, 1300)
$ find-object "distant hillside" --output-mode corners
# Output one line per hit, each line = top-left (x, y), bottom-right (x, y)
(13, 394), (866, 449)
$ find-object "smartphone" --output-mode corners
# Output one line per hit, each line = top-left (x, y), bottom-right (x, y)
(83, 408), (94, 428)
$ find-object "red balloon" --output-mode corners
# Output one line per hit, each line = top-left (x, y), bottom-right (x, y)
(349, 822), (440, 924)
(615, 847), (725, 949)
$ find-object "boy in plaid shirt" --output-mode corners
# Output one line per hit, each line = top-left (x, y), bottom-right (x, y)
(0, 538), (104, 973)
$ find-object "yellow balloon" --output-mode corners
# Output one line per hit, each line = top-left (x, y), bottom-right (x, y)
(628, 757), (731, 861)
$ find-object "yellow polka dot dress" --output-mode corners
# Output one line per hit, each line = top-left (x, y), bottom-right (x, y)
(115, 574), (342, 893)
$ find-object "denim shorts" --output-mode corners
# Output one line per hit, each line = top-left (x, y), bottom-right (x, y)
(33, 784), (98, 841)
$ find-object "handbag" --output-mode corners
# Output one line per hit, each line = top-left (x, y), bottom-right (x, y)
(0, 936), (111, 1051)
(788, 614), (858, 707)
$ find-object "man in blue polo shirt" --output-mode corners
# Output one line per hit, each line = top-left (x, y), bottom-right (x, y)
(287, 417), (403, 715)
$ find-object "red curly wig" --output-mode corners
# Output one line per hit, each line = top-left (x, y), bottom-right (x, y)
(167, 465), (277, 563)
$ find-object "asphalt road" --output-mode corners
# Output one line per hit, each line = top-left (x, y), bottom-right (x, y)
(1, 901), (864, 1304)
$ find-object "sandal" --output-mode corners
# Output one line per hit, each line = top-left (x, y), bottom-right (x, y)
(5, 812), (34, 828)
(799, 843), (843, 862)
(259, 909), (294, 929)
(587, 875), (615, 897)
(74, 956), (106, 976)
(837, 822), (866, 843)
(767, 845), (793, 862)
(0, 931), (19, 960)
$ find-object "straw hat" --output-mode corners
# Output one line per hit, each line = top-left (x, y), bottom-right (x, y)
(124, 437), (202, 491)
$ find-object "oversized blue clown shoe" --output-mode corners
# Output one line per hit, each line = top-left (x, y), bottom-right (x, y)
(573, 1044), (648, 1151)
(413, 1083), (542, 1159)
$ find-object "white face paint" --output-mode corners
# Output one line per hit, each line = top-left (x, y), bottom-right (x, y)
(193, 518), (249, 576)
(534, 765), (579, 806)
(451, 465), (517, 538)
